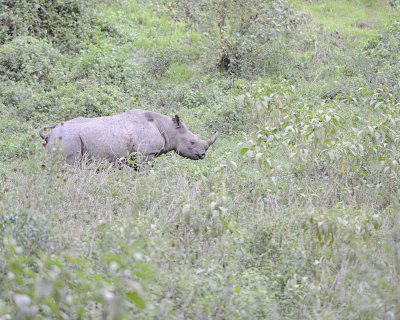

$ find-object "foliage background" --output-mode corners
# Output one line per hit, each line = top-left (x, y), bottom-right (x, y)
(0, 0), (399, 318)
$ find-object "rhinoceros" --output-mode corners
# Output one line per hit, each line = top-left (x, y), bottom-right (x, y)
(39, 109), (218, 166)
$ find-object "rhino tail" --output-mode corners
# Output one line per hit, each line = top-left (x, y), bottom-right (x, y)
(39, 124), (57, 143)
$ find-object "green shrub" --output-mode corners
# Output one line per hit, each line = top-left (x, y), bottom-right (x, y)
(48, 80), (129, 119)
(147, 49), (177, 78)
(167, 0), (305, 78)
(0, 0), (89, 52)
(240, 81), (400, 207)
(0, 36), (65, 85)
(0, 211), (53, 255)
(1, 0), (400, 318)
(363, 20), (400, 99)
(0, 106), (35, 161)
(0, 233), (148, 318)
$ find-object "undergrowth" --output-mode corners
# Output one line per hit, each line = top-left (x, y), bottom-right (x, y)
(1, 0), (399, 318)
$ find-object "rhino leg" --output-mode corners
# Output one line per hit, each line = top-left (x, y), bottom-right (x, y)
(113, 152), (141, 170)
(62, 135), (85, 165)
(130, 153), (155, 171)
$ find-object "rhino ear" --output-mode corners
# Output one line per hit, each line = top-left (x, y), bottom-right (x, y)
(172, 115), (181, 128)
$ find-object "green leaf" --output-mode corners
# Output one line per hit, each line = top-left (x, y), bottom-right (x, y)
(45, 259), (65, 270)
(44, 297), (60, 315)
(239, 147), (249, 156)
(125, 291), (146, 310)
(135, 263), (153, 280)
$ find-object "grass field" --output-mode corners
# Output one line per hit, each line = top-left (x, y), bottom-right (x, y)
(291, 0), (396, 38)
(0, 0), (399, 318)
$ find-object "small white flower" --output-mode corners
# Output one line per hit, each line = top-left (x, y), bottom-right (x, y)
(134, 252), (143, 261)
(109, 261), (119, 272)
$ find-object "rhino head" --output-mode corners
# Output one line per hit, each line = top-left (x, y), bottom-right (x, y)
(171, 115), (219, 160)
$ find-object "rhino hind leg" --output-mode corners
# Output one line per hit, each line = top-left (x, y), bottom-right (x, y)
(59, 135), (85, 165)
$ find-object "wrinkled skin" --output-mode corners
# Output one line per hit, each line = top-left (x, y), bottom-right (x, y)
(39, 109), (218, 166)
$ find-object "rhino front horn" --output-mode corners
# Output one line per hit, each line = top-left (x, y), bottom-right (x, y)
(207, 132), (219, 148)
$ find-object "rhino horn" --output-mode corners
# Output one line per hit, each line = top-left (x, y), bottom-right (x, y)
(206, 132), (219, 149)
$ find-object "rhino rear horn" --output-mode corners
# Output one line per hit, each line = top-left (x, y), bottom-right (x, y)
(207, 132), (219, 148)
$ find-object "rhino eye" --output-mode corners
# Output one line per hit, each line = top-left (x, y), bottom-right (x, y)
(190, 141), (195, 145)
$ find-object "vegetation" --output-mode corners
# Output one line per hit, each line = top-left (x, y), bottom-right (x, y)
(0, 0), (399, 318)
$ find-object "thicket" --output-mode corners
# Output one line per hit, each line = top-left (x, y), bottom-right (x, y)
(163, 0), (307, 78)
(0, 0), (89, 53)
(363, 20), (400, 95)
(1, 0), (400, 318)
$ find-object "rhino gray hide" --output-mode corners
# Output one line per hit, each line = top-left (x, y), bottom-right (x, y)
(39, 109), (219, 166)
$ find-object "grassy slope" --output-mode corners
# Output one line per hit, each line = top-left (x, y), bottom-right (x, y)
(1, 0), (400, 318)
(290, 0), (396, 39)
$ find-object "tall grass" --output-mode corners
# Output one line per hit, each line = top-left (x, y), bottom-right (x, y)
(1, 0), (399, 318)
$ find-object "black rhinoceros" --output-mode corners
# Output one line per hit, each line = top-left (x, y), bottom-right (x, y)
(39, 109), (218, 165)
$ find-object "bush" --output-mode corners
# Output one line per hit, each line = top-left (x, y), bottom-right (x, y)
(0, 211), (53, 255)
(0, 36), (65, 86)
(0, 37), (142, 123)
(363, 20), (400, 99)
(0, 0), (89, 52)
(0, 232), (148, 318)
(240, 81), (400, 207)
(1, 0), (400, 318)
(166, 0), (305, 78)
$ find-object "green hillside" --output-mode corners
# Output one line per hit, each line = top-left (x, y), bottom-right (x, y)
(1, 0), (399, 318)
(292, 0), (397, 38)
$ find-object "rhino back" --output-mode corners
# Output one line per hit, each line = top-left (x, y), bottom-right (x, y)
(59, 111), (165, 161)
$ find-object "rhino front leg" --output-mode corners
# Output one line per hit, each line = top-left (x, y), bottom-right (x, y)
(115, 152), (155, 170)
(143, 153), (155, 163)
(135, 153), (155, 170)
